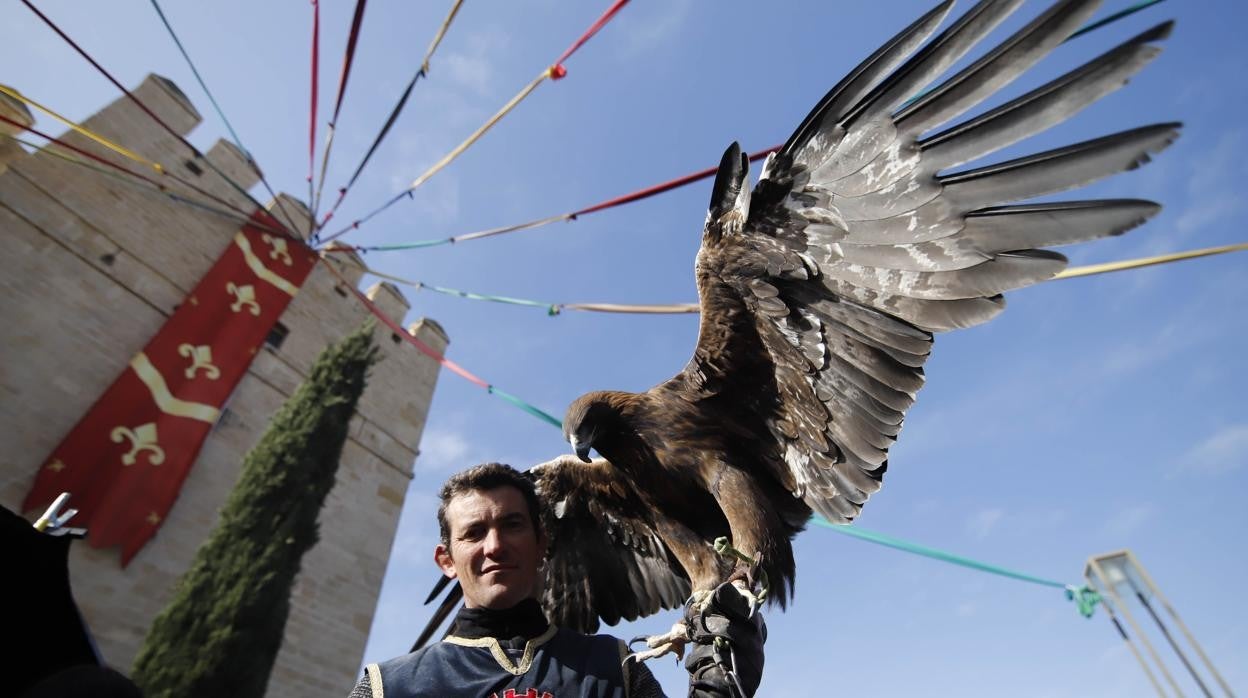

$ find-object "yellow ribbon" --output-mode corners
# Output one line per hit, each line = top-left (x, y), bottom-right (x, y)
(347, 241), (1247, 316)
(1054, 242), (1248, 279)
(405, 67), (553, 192)
(0, 84), (164, 174)
(421, 0), (466, 75)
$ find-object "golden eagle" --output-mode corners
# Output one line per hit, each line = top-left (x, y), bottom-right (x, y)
(418, 0), (1178, 650)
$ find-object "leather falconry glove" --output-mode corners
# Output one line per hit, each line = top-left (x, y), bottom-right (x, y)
(684, 581), (767, 698)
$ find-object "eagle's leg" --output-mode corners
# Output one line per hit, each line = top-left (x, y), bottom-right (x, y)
(623, 517), (729, 665)
(715, 536), (770, 617)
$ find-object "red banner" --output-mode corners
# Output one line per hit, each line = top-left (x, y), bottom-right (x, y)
(23, 212), (319, 565)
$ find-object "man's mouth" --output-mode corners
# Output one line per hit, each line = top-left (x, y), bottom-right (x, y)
(481, 564), (516, 574)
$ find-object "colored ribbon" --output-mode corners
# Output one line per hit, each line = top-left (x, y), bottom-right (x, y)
(308, 0), (321, 211)
(332, 0), (1166, 251)
(1053, 243), (1248, 279)
(332, 241), (1246, 316)
(812, 518), (1101, 618)
(328, 146), (779, 251)
(0, 85), (164, 174)
(317, 0), (467, 230)
(147, 0), (301, 234)
(318, 0), (632, 245)
(148, 0), (250, 159)
(0, 113), (264, 227)
(312, 0), (367, 217)
(320, 259), (563, 427)
(553, 0), (630, 68)
(19, 0), (303, 236)
(3, 131), (289, 239)
(1066, 0), (1166, 41)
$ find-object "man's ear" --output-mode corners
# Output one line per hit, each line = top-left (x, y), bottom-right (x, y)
(434, 544), (457, 579)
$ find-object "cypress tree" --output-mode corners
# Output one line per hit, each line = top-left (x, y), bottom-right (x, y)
(132, 321), (380, 698)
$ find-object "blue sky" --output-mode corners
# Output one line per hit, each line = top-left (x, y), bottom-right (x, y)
(4, 1), (1246, 695)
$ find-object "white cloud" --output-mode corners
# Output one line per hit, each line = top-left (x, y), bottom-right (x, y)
(1099, 503), (1154, 539)
(966, 508), (1004, 540)
(616, 0), (693, 57)
(1174, 190), (1243, 240)
(1180, 424), (1248, 475)
(1186, 130), (1246, 201)
(414, 426), (471, 472)
(436, 28), (510, 96)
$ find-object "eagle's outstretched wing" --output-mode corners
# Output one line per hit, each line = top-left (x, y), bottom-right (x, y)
(532, 455), (691, 632)
(684, 0), (1177, 524)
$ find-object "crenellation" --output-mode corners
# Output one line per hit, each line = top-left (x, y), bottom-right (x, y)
(0, 76), (446, 697)
(322, 244), (367, 286)
(366, 281), (411, 324)
(158, 138), (266, 218)
(266, 193), (315, 241)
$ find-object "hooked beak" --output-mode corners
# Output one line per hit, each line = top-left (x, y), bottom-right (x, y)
(570, 435), (592, 463)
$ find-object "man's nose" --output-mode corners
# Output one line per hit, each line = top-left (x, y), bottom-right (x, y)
(482, 527), (505, 556)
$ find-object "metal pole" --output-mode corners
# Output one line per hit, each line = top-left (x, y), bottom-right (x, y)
(1089, 558), (1186, 697)
(1136, 590), (1213, 698)
(1098, 590), (1168, 698)
(1127, 551), (1237, 698)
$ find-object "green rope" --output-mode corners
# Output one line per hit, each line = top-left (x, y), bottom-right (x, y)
(7, 135), (278, 233)
(368, 238), (453, 251)
(423, 283), (559, 315)
(812, 517), (1100, 617)
(1066, 0), (1166, 41)
(487, 386), (562, 428)
(149, 0), (251, 159)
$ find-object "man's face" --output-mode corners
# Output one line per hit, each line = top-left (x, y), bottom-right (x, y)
(434, 486), (546, 609)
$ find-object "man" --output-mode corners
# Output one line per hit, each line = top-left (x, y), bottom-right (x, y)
(349, 463), (767, 697)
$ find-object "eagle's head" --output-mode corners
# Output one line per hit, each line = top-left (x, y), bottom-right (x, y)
(563, 391), (630, 463)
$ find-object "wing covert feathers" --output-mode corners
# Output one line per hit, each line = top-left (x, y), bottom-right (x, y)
(530, 456), (690, 633)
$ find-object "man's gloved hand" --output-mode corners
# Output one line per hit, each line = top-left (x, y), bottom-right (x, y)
(683, 582), (767, 697)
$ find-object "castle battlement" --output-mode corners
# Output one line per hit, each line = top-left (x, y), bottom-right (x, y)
(0, 74), (445, 697)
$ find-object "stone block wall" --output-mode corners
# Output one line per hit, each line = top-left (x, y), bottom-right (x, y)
(0, 75), (446, 696)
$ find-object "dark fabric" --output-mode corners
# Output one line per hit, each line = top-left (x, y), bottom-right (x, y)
(2, 504), (100, 696)
(450, 598), (549, 644)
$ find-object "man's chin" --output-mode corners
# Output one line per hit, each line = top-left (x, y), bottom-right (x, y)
(478, 585), (533, 610)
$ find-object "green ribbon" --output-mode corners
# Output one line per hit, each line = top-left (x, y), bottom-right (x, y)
(487, 386), (562, 428)
(812, 517), (1099, 617)
(368, 238), (453, 251)
(424, 284), (557, 314)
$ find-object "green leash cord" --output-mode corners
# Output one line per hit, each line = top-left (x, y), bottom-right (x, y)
(812, 518), (1101, 618)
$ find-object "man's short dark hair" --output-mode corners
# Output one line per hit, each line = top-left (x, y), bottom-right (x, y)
(436, 462), (543, 548)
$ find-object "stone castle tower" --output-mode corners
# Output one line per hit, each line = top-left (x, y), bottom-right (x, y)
(0, 75), (447, 696)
